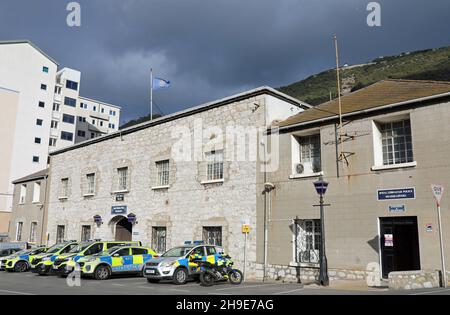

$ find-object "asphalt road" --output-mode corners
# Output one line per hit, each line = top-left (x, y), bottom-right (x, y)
(1, 271), (450, 295)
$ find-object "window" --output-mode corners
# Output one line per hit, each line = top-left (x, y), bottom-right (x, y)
(84, 243), (102, 255)
(38, 101), (45, 108)
(40, 84), (47, 90)
(55, 86), (61, 95)
(19, 184), (27, 204)
(108, 123), (116, 129)
(56, 225), (65, 243)
(101, 108), (105, 114)
(205, 150), (224, 181)
(60, 178), (69, 198)
(64, 97), (77, 107)
(36, 119), (43, 126)
(29, 222), (38, 243)
(93, 106), (97, 112)
(109, 110), (116, 116)
(156, 160), (170, 186)
(297, 134), (321, 174)
(61, 131), (74, 141)
(42, 66), (49, 73)
(51, 120), (58, 129)
(117, 167), (128, 191)
(92, 119), (96, 125)
(16, 222), (23, 241)
(115, 248), (130, 257)
(86, 173), (95, 195)
(77, 130), (86, 138)
(202, 227), (222, 246)
(65, 80), (79, 91)
(91, 132), (95, 138)
(32, 156), (40, 163)
(34, 137), (41, 144)
(49, 138), (57, 147)
(293, 219), (321, 264)
(80, 103), (88, 109)
(62, 114), (75, 124)
(206, 246), (218, 256)
(152, 227), (167, 253)
(78, 116), (86, 123)
(132, 248), (148, 255)
(99, 121), (103, 127)
(53, 103), (60, 111)
(380, 120), (413, 166)
(33, 182), (41, 203)
(80, 226), (91, 242)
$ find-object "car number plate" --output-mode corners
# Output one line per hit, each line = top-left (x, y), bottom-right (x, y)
(146, 269), (156, 274)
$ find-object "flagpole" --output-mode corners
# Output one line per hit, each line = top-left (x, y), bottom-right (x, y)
(150, 68), (153, 121)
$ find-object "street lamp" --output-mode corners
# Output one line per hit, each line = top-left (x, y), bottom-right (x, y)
(313, 176), (329, 286)
(127, 213), (138, 225)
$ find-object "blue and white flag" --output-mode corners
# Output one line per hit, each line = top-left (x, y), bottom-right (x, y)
(152, 77), (171, 90)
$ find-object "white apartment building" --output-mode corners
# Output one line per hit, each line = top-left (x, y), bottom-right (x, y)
(0, 40), (121, 234)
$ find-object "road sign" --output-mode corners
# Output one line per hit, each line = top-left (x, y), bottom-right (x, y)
(431, 184), (444, 206)
(242, 224), (251, 234)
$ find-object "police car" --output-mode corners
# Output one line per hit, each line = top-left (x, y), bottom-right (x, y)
(3, 246), (48, 272)
(143, 241), (224, 285)
(31, 241), (79, 274)
(52, 240), (142, 276)
(76, 245), (156, 280)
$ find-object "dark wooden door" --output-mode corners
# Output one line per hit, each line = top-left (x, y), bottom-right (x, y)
(115, 218), (132, 241)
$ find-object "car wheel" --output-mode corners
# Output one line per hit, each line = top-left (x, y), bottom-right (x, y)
(147, 278), (160, 283)
(94, 265), (111, 280)
(173, 268), (188, 285)
(14, 261), (28, 273)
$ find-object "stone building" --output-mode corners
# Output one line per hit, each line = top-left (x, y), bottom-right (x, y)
(258, 80), (450, 283)
(45, 87), (308, 279)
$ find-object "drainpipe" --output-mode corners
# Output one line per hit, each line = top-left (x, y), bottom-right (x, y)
(263, 182), (275, 281)
(40, 173), (49, 246)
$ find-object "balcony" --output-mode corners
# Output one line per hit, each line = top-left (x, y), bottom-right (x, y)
(54, 93), (62, 103)
(52, 111), (61, 120)
(89, 111), (109, 121)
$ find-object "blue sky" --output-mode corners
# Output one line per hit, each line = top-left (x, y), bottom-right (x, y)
(1, 0), (449, 124)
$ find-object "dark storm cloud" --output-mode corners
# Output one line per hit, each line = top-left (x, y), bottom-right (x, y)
(1, 0), (449, 123)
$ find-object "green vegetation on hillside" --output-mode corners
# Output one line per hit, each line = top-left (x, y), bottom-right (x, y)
(278, 45), (450, 105)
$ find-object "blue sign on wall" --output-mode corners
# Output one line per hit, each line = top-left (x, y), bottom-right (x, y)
(378, 188), (415, 201)
(389, 205), (406, 213)
(111, 205), (127, 215)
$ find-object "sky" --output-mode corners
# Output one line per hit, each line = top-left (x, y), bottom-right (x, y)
(1, 0), (449, 124)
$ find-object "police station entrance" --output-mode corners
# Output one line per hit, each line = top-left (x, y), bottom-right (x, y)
(379, 216), (421, 278)
(115, 217), (132, 241)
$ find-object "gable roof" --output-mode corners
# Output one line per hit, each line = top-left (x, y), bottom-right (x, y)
(0, 40), (58, 65)
(12, 169), (49, 185)
(278, 79), (450, 129)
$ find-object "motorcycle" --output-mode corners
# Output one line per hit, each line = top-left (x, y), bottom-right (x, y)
(194, 254), (243, 286)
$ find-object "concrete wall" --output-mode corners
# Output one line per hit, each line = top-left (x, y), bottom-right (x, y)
(261, 99), (450, 278)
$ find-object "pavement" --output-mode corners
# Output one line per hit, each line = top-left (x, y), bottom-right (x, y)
(1, 271), (450, 295)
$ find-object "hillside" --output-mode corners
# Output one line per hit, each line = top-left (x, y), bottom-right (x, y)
(278, 45), (450, 105)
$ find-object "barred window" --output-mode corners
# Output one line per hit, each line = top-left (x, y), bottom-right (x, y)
(117, 167), (128, 191)
(81, 225), (91, 242)
(56, 225), (65, 243)
(380, 120), (413, 165)
(152, 227), (167, 254)
(294, 219), (321, 264)
(156, 160), (170, 186)
(298, 134), (321, 173)
(16, 222), (23, 241)
(206, 150), (224, 181)
(29, 222), (37, 243)
(86, 173), (95, 194)
(202, 226), (222, 246)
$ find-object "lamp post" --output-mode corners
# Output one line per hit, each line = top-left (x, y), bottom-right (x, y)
(313, 176), (329, 286)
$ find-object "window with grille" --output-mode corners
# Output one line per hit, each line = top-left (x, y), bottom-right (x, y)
(81, 225), (91, 242)
(293, 219), (321, 264)
(156, 160), (170, 186)
(202, 226), (222, 246)
(60, 178), (69, 198)
(86, 173), (95, 195)
(205, 150), (224, 181)
(298, 134), (321, 173)
(152, 227), (167, 254)
(117, 167), (128, 191)
(16, 222), (23, 241)
(380, 120), (413, 165)
(29, 222), (37, 243)
(56, 225), (65, 243)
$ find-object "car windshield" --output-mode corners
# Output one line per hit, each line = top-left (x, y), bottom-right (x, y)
(28, 248), (45, 255)
(11, 249), (29, 256)
(69, 242), (93, 253)
(46, 243), (67, 254)
(162, 246), (193, 257)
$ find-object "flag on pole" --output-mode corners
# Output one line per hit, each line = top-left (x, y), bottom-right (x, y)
(152, 77), (171, 90)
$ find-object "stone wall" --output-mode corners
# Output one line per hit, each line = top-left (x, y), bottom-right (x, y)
(388, 270), (441, 290)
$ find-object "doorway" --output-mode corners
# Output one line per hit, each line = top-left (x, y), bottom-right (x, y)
(379, 216), (420, 278)
(115, 217), (132, 241)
